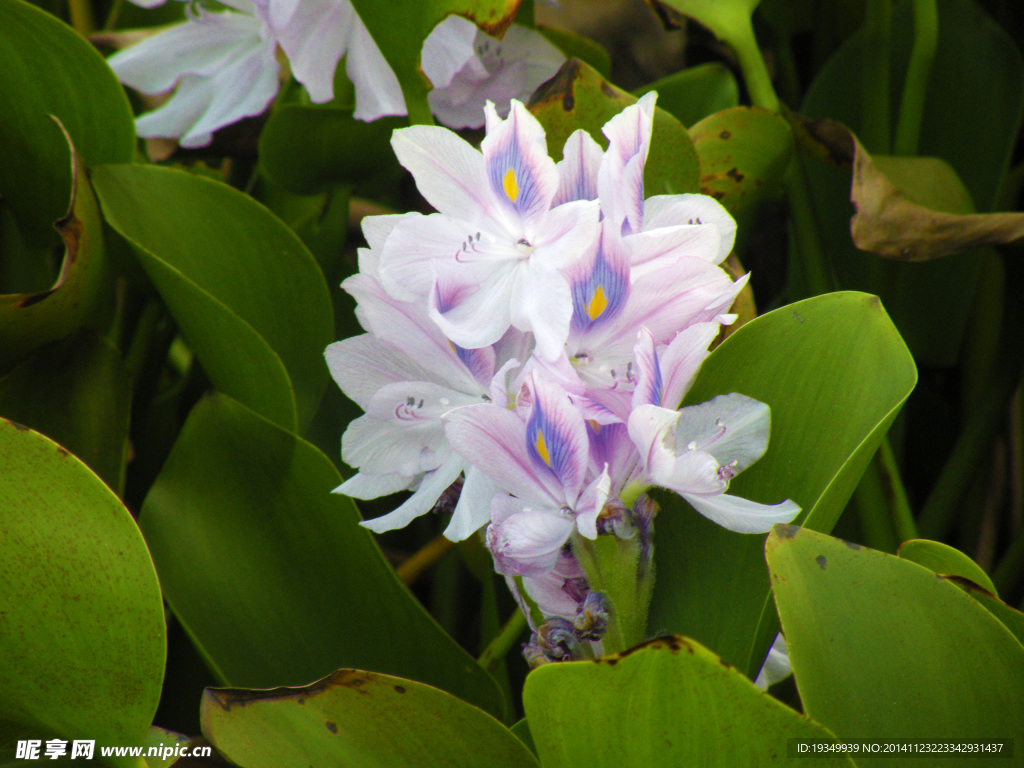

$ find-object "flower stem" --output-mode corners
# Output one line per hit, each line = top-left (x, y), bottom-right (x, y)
(396, 532), (455, 585)
(68, 0), (96, 34)
(573, 534), (651, 654)
(477, 608), (528, 671)
(893, 0), (938, 157)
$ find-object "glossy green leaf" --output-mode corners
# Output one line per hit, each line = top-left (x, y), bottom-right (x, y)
(0, 0), (134, 235)
(0, 419), (164, 767)
(947, 578), (1024, 648)
(648, 292), (917, 679)
(0, 331), (130, 492)
(523, 637), (854, 768)
(767, 525), (1024, 761)
(348, 0), (519, 123)
(201, 670), (538, 768)
(635, 62), (739, 128)
(689, 106), (793, 214)
(897, 539), (997, 594)
(0, 137), (112, 373)
(801, 0), (1024, 365)
(93, 164), (334, 432)
(139, 393), (505, 719)
(528, 59), (700, 196)
(259, 105), (402, 195)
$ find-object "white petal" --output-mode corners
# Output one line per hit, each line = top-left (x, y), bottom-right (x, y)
(510, 262), (572, 362)
(421, 14), (478, 90)
(683, 492), (800, 533)
(554, 129), (603, 205)
(325, 334), (434, 410)
(642, 194), (736, 263)
(674, 393), (770, 472)
(347, 17), (407, 119)
(487, 507), (575, 576)
(390, 126), (490, 222)
(334, 470), (413, 499)
(272, 0), (352, 103)
(359, 454), (464, 533)
(444, 467), (496, 540)
(754, 634), (791, 690)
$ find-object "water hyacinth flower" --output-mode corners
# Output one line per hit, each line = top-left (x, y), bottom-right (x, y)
(107, 0), (280, 148)
(328, 91), (800, 664)
(108, 1), (564, 147)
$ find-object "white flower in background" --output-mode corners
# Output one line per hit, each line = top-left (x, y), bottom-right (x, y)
(107, 0), (279, 148)
(109, 0), (567, 146)
(423, 17), (565, 129)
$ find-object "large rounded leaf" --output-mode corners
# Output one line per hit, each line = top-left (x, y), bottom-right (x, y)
(689, 106), (794, 215)
(92, 164), (334, 432)
(528, 59), (701, 196)
(766, 525), (1024, 763)
(635, 62), (740, 128)
(139, 393), (505, 719)
(0, 0), (134, 235)
(522, 636), (853, 767)
(0, 419), (165, 766)
(648, 292), (917, 678)
(201, 670), (538, 768)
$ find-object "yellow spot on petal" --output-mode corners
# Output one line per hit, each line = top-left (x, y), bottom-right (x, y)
(503, 168), (519, 202)
(535, 429), (551, 467)
(588, 420), (602, 435)
(586, 285), (609, 320)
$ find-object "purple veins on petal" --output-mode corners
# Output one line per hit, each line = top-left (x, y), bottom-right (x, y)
(569, 231), (630, 334)
(482, 101), (556, 227)
(524, 375), (588, 499)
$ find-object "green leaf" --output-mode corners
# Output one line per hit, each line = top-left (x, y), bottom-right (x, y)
(201, 670), (538, 768)
(141, 728), (191, 768)
(0, 134), (112, 373)
(635, 63), (740, 128)
(259, 105), (402, 195)
(348, 0), (519, 123)
(0, 330), (130, 492)
(648, 292), (917, 679)
(523, 636), (854, 768)
(92, 164), (334, 432)
(0, 419), (164, 767)
(689, 106), (793, 215)
(528, 59), (700, 196)
(897, 539), (997, 594)
(139, 392), (505, 719)
(0, 0), (134, 236)
(766, 525), (1024, 760)
(801, 0), (1024, 365)
(946, 578), (1024, 648)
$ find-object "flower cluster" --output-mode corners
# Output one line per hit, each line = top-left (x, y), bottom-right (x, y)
(106, 1), (563, 147)
(326, 94), (800, 661)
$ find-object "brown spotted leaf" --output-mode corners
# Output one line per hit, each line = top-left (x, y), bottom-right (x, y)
(201, 669), (538, 768)
(523, 636), (854, 768)
(689, 106), (793, 214)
